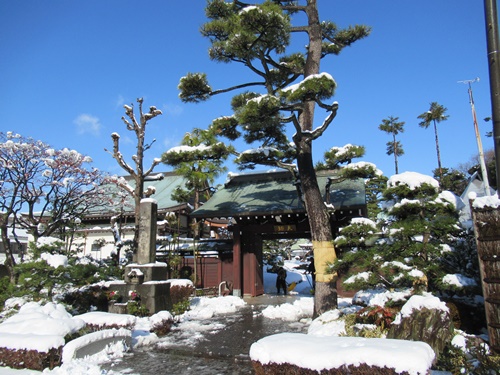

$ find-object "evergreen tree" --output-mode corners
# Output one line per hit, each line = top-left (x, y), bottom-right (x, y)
(316, 144), (386, 220)
(162, 127), (233, 237)
(178, 0), (370, 316)
(332, 172), (478, 297)
(433, 167), (468, 197)
(417, 102), (449, 179)
(378, 116), (405, 174)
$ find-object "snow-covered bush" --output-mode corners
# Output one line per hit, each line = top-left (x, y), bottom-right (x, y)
(331, 171), (480, 297)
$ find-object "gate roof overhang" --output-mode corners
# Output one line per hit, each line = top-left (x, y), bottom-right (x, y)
(190, 170), (367, 225)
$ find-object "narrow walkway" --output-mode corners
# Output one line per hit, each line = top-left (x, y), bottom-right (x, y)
(105, 294), (312, 375)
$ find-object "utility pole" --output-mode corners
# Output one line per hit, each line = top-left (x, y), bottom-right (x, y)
(458, 78), (491, 196)
(484, 0), (500, 197)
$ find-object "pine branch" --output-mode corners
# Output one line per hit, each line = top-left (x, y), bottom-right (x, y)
(210, 81), (267, 96)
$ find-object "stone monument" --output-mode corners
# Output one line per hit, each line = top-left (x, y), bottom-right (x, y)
(108, 199), (171, 314)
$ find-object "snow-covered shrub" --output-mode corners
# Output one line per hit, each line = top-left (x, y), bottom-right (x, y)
(331, 171), (480, 297)
(149, 311), (174, 336)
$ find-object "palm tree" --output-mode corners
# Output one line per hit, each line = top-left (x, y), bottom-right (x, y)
(378, 116), (405, 174)
(417, 102), (449, 179)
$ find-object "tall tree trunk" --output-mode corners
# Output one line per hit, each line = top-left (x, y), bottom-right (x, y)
(298, 0), (338, 317)
(433, 120), (442, 178)
(0, 225), (16, 284)
(393, 134), (399, 174)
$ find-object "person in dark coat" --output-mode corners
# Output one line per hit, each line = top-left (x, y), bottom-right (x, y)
(307, 257), (316, 289)
(276, 267), (287, 295)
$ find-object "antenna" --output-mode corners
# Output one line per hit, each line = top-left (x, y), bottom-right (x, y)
(458, 77), (491, 196)
(457, 77), (480, 85)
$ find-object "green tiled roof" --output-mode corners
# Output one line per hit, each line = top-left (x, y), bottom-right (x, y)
(191, 170), (366, 219)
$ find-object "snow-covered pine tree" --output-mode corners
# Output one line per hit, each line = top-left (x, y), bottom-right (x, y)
(316, 143), (387, 220)
(332, 171), (480, 298)
(162, 127), (233, 238)
(178, 0), (371, 316)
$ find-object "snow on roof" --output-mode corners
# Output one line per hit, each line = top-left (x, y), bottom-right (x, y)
(388, 171), (439, 191)
(249, 333), (435, 375)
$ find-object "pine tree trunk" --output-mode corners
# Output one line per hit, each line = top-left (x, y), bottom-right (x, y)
(433, 120), (442, 178)
(298, 0), (338, 317)
(393, 134), (399, 174)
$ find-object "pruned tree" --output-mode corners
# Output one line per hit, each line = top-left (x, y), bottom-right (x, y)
(105, 98), (163, 255)
(178, 0), (370, 316)
(162, 127), (234, 238)
(0, 132), (107, 281)
(317, 143), (386, 220)
(418, 102), (449, 179)
(378, 116), (405, 174)
(332, 172), (478, 298)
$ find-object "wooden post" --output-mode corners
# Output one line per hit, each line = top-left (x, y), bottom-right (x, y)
(471, 202), (500, 353)
(232, 227), (242, 297)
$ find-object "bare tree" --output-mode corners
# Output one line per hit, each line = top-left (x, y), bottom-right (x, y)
(106, 98), (163, 254)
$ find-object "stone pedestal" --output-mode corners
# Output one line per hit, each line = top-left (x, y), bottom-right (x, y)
(108, 280), (171, 314)
(107, 199), (171, 315)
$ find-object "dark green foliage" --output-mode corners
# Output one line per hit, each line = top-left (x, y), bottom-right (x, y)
(321, 22), (372, 56)
(0, 276), (16, 308)
(169, 284), (195, 316)
(202, 1), (291, 62)
(0, 257), (121, 313)
(331, 172), (479, 296)
(178, 73), (211, 103)
(434, 168), (468, 196)
(162, 127), (233, 213)
(211, 115), (241, 140)
(127, 301), (149, 317)
(280, 73), (336, 103)
(319, 144), (366, 170)
(365, 176), (388, 220)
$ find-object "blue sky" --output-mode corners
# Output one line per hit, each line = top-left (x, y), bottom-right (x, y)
(0, 1), (495, 185)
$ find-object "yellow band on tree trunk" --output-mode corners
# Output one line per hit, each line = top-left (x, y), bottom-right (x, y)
(312, 240), (338, 283)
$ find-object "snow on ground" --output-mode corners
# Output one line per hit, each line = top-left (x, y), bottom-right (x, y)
(0, 260), (457, 374)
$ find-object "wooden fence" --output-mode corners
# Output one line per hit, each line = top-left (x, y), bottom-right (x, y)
(472, 203), (500, 353)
